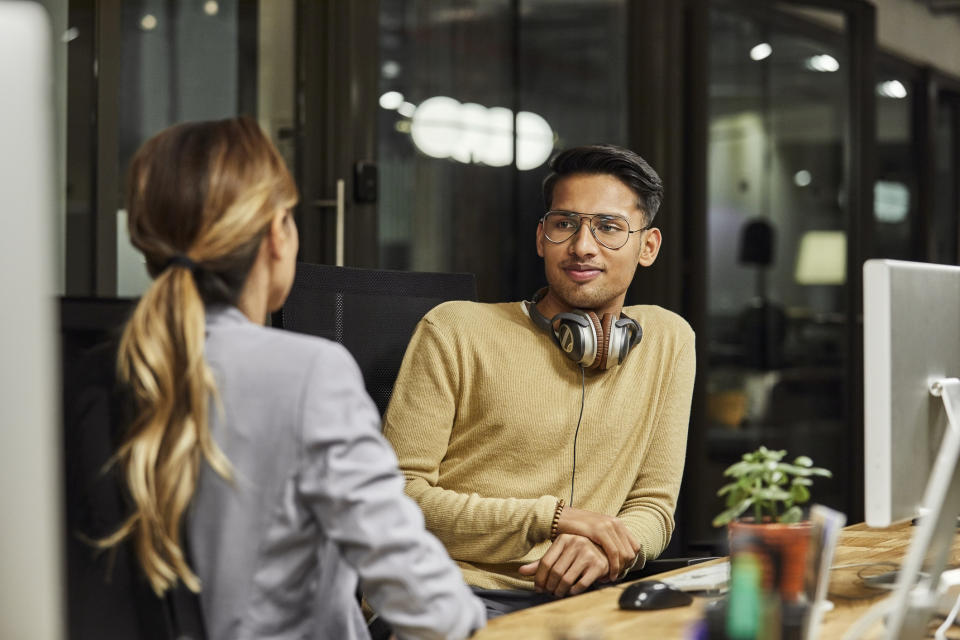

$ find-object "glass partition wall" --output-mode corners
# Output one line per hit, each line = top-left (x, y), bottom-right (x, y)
(377, 0), (628, 302)
(696, 4), (853, 549)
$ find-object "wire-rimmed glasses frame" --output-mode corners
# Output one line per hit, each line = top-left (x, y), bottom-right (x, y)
(539, 210), (650, 250)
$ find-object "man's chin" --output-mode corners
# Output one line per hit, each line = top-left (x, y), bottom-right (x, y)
(549, 284), (607, 311)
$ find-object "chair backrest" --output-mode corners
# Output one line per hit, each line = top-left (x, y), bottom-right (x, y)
(276, 263), (478, 415)
(61, 297), (207, 640)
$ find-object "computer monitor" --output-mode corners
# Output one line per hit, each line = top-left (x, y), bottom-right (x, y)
(861, 259), (960, 639)
(0, 3), (61, 638)
(863, 259), (960, 527)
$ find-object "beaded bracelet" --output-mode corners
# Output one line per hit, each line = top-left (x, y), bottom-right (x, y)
(550, 498), (565, 540)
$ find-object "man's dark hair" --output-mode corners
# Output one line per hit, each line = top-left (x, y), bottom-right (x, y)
(541, 144), (663, 226)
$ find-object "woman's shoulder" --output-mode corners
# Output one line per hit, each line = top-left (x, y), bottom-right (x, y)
(206, 308), (356, 377)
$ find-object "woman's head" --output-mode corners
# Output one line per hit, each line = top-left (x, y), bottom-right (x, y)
(126, 116), (298, 308)
(104, 117), (297, 595)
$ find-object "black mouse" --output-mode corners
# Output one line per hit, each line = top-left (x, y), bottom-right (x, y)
(618, 580), (693, 611)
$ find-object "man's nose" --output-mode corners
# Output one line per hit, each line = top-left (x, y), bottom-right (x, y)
(569, 220), (599, 256)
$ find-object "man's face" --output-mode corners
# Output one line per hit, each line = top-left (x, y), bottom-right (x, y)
(536, 173), (661, 317)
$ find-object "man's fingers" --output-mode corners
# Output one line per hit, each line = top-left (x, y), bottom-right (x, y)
(544, 548), (576, 593)
(534, 537), (566, 590)
(627, 530), (642, 555)
(613, 531), (635, 580)
(518, 560), (539, 575)
(555, 553), (593, 597)
(599, 537), (622, 582)
(569, 562), (607, 596)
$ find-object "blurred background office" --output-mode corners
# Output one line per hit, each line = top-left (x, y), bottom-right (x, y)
(36, 0), (960, 563)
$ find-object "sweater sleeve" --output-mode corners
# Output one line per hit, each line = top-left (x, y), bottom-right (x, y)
(296, 343), (486, 640)
(617, 333), (696, 565)
(383, 316), (559, 564)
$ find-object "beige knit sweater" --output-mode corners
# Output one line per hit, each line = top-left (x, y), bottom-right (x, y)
(382, 300), (696, 590)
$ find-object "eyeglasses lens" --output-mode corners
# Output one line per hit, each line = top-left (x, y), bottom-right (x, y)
(542, 212), (630, 249)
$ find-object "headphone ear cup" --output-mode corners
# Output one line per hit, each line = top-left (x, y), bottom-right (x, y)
(595, 313), (615, 370)
(556, 311), (599, 367)
(583, 311), (603, 368)
(608, 316), (642, 367)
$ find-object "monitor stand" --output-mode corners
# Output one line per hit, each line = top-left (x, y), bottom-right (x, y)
(883, 378), (960, 639)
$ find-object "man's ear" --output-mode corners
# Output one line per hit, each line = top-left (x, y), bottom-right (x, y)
(637, 228), (662, 267)
(536, 221), (545, 258)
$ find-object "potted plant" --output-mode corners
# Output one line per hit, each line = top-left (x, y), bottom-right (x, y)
(713, 446), (833, 599)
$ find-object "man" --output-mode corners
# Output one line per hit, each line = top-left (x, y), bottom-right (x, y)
(382, 144), (695, 616)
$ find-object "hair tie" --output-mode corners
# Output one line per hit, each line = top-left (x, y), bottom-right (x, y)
(164, 253), (200, 274)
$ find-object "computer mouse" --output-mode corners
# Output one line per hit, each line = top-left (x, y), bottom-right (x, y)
(618, 580), (694, 611)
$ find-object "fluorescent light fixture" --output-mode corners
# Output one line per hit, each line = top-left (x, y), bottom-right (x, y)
(409, 96), (554, 170)
(795, 231), (846, 285)
(804, 54), (839, 73)
(874, 181), (910, 223)
(750, 42), (772, 61)
(516, 111), (554, 171)
(877, 80), (908, 99)
(378, 91), (404, 110)
(794, 170), (812, 187)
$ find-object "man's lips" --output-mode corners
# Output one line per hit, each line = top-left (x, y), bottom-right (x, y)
(563, 265), (603, 282)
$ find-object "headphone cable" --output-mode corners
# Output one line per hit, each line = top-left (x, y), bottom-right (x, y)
(570, 364), (585, 506)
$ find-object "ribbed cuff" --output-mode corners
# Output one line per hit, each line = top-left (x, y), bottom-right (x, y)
(532, 495), (562, 543)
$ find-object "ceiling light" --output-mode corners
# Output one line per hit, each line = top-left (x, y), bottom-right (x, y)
(794, 170), (812, 187)
(409, 96), (554, 170)
(877, 80), (908, 99)
(203, 1), (219, 16)
(750, 43), (772, 61)
(140, 14), (158, 31)
(379, 91), (405, 110)
(804, 54), (839, 73)
(382, 60), (401, 80)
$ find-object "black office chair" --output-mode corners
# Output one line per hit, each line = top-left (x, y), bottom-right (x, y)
(275, 262), (478, 415)
(62, 297), (207, 640)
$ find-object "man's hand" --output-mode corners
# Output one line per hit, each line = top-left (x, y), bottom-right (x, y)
(556, 507), (641, 581)
(518, 534), (609, 597)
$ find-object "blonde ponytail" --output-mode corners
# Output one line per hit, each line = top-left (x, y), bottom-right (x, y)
(102, 117), (297, 595)
(103, 265), (231, 594)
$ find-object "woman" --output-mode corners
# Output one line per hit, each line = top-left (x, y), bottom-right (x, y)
(102, 117), (485, 639)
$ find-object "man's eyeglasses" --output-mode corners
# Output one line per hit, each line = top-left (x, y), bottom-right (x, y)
(539, 210), (649, 250)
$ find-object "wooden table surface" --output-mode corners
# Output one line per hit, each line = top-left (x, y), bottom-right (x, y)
(472, 521), (960, 640)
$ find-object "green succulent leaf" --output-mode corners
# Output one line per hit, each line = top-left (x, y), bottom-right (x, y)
(712, 497), (755, 527)
(779, 506), (804, 523)
(755, 487), (792, 501)
(790, 483), (811, 504)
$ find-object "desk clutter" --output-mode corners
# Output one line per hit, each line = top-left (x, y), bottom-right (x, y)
(473, 520), (960, 640)
(679, 504), (845, 640)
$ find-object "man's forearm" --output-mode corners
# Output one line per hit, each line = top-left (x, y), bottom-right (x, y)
(405, 477), (559, 564)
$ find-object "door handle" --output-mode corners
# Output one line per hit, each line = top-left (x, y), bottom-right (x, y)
(311, 178), (346, 266)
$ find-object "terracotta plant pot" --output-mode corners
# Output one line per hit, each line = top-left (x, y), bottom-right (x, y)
(728, 519), (811, 601)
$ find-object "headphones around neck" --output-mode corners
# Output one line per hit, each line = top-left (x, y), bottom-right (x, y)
(526, 287), (642, 370)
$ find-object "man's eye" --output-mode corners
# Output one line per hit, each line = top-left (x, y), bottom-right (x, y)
(555, 219), (577, 230)
(597, 221), (625, 233)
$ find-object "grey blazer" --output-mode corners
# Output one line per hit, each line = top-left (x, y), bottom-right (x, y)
(188, 306), (485, 640)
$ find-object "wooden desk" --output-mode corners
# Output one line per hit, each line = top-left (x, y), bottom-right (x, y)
(472, 521), (960, 639)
